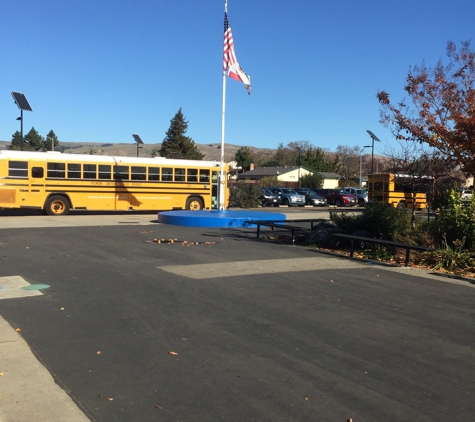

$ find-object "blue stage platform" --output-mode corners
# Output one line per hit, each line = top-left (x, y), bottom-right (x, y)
(157, 210), (286, 228)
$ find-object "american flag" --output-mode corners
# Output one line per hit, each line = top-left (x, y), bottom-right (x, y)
(223, 12), (251, 94)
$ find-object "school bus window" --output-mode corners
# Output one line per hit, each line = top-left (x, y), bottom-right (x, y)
(162, 167), (173, 182)
(131, 166), (146, 181)
(32, 167), (44, 178)
(83, 164), (97, 179)
(99, 165), (111, 180)
(8, 161), (28, 178)
(187, 169), (198, 182)
(200, 169), (210, 183)
(68, 163), (81, 179)
(175, 168), (185, 182)
(47, 162), (66, 178)
(114, 165), (129, 180)
(148, 167), (160, 181)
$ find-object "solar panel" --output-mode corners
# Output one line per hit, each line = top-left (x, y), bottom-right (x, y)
(132, 134), (144, 144)
(11, 91), (33, 112)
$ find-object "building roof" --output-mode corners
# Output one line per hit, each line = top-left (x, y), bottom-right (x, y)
(239, 166), (304, 177)
(238, 167), (342, 179)
(318, 172), (342, 179)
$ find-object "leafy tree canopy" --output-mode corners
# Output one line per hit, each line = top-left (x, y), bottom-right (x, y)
(159, 108), (204, 160)
(377, 40), (475, 174)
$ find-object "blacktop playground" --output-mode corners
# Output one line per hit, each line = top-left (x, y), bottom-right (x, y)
(1, 208), (475, 422)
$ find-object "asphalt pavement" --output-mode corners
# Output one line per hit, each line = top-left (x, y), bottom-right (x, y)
(0, 210), (474, 422)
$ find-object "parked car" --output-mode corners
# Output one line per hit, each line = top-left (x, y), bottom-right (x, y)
(461, 189), (473, 201)
(260, 188), (281, 207)
(342, 187), (368, 206)
(269, 187), (306, 207)
(314, 188), (358, 207)
(295, 188), (327, 206)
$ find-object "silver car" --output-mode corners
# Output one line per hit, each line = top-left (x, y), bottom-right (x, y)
(342, 187), (368, 206)
(269, 187), (306, 207)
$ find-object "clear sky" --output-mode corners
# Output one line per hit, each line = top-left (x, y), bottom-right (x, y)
(1, 0), (474, 156)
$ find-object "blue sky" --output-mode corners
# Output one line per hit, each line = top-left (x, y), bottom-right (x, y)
(1, 0), (474, 156)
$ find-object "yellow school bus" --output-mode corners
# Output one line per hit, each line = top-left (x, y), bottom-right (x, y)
(368, 173), (431, 210)
(0, 150), (228, 215)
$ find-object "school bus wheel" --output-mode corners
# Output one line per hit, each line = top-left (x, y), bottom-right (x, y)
(44, 195), (71, 216)
(186, 196), (203, 211)
(397, 201), (407, 209)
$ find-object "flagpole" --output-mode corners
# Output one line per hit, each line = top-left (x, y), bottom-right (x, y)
(219, 0), (228, 211)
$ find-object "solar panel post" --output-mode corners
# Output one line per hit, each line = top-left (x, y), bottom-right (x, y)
(18, 110), (24, 151)
(132, 134), (144, 157)
(11, 92), (33, 151)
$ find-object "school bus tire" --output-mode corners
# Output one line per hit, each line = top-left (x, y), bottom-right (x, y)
(44, 195), (71, 216)
(186, 196), (203, 211)
(397, 201), (407, 209)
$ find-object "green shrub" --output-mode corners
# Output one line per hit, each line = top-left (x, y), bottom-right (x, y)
(423, 236), (475, 272)
(229, 183), (261, 208)
(431, 190), (475, 250)
(330, 202), (412, 240)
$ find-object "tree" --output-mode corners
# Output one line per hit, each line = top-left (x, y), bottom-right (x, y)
(301, 147), (340, 173)
(377, 40), (475, 174)
(45, 130), (59, 151)
(235, 146), (253, 171)
(10, 131), (23, 150)
(335, 145), (362, 181)
(24, 127), (45, 151)
(159, 108), (204, 160)
(300, 173), (323, 189)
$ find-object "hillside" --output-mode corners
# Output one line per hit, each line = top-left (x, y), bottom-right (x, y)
(0, 140), (275, 162)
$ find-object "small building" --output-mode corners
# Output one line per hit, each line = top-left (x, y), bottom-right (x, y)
(237, 166), (341, 188)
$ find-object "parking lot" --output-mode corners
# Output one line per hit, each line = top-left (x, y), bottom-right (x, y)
(1, 211), (474, 422)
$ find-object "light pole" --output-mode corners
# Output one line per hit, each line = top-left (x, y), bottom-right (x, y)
(132, 134), (144, 157)
(295, 146), (304, 188)
(366, 130), (381, 175)
(359, 146), (371, 188)
(11, 92), (33, 151)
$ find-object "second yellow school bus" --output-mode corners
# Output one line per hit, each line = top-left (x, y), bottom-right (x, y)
(368, 173), (431, 210)
(0, 150), (229, 215)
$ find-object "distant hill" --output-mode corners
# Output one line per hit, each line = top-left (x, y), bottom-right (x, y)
(0, 140), (276, 162)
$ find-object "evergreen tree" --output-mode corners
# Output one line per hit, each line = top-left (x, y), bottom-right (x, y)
(235, 146), (253, 171)
(10, 131), (23, 150)
(159, 108), (204, 160)
(302, 147), (340, 173)
(45, 130), (59, 151)
(24, 127), (45, 151)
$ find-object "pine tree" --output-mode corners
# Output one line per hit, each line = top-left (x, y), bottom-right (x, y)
(235, 146), (253, 171)
(45, 130), (59, 151)
(24, 127), (45, 151)
(10, 131), (23, 150)
(159, 108), (204, 160)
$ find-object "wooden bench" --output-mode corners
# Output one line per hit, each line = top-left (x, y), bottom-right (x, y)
(246, 219), (325, 245)
(331, 233), (435, 267)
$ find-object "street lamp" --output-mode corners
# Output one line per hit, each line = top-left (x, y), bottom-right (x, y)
(359, 146), (372, 188)
(295, 147), (304, 188)
(366, 130), (381, 175)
